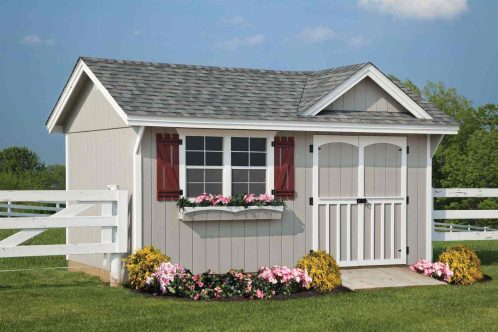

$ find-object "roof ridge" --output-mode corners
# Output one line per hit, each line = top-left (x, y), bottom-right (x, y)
(80, 56), (312, 75)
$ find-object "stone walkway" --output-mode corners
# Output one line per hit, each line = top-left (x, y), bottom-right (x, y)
(341, 266), (446, 291)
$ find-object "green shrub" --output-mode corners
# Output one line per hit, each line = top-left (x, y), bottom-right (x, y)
(296, 250), (341, 292)
(438, 244), (484, 285)
(123, 246), (170, 289)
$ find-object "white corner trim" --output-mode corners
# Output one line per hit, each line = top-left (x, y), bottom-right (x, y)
(301, 63), (433, 120)
(132, 126), (145, 251)
(426, 134), (433, 261)
(46, 59), (128, 134)
(129, 115), (458, 135)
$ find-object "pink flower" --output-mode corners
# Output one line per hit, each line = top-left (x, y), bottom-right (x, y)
(192, 275), (199, 282)
(194, 193), (214, 204)
(193, 294), (200, 301)
(196, 281), (204, 288)
(243, 194), (256, 204)
(212, 195), (231, 206)
(258, 193), (274, 203)
(255, 289), (264, 299)
(149, 262), (187, 294)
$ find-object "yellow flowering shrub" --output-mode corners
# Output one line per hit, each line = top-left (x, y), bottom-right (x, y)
(438, 244), (483, 285)
(296, 250), (341, 292)
(123, 246), (170, 289)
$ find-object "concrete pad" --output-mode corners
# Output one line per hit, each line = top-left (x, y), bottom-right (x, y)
(341, 266), (446, 291)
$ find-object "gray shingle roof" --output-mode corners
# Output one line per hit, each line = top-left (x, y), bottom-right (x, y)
(75, 57), (458, 127)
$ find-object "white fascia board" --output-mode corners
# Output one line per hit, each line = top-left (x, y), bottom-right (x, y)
(46, 59), (128, 133)
(301, 63), (433, 120)
(127, 115), (459, 135)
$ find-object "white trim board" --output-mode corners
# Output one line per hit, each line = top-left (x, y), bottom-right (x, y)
(300, 63), (432, 120)
(129, 115), (458, 135)
(46, 59), (128, 134)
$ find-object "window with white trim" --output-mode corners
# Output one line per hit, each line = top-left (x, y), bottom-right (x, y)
(231, 137), (267, 195)
(185, 136), (223, 197)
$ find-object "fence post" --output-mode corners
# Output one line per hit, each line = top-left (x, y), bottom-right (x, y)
(106, 185), (123, 287)
(7, 201), (11, 218)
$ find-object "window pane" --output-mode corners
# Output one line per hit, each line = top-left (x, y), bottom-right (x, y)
(249, 183), (266, 195)
(205, 169), (222, 182)
(250, 138), (266, 151)
(232, 183), (249, 196)
(232, 152), (249, 166)
(186, 136), (204, 150)
(205, 183), (222, 195)
(206, 137), (223, 151)
(187, 169), (204, 182)
(231, 137), (249, 151)
(250, 169), (266, 182)
(186, 151), (204, 166)
(206, 152), (222, 166)
(232, 169), (249, 182)
(250, 152), (266, 166)
(187, 183), (204, 197)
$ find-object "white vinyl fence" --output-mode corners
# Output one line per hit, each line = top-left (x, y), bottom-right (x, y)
(0, 186), (128, 286)
(433, 188), (498, 241)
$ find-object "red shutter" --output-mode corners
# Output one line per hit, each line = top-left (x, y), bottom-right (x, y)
(157, 133), (182, 201)
(273, 137), (295, 199)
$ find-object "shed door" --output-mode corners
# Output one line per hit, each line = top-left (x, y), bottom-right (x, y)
(312, 136), (407, 267)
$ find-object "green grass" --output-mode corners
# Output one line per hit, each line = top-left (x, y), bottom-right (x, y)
(0, 240), (497, 331)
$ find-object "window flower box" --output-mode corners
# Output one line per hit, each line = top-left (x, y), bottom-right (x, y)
(178, 205), (284, 221)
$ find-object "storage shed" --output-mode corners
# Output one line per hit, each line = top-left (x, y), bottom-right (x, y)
(46, 57), (459, 275)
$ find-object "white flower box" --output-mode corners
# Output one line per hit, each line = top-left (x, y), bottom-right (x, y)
(178, 206), (284, 221)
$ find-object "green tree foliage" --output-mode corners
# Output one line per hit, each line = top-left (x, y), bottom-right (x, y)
(0, 147), (65, 190)
(394, 78), (498, 226)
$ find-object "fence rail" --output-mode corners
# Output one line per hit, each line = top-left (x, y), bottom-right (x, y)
(0, 187), (128, 286)
(433, 188), (498, 241)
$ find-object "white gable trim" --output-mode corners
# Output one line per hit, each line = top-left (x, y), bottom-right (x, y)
(46, 59), (128, 133)
(301, 63), (433, 120)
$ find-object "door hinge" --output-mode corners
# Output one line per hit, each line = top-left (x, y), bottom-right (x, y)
(406, 246), (410, 255)
(271, 141), (275, 147)
(406, 196), (409, 204)
(407, 146), (410, 154)
(309, 144), (313, 153)
(309, 197), (313, 206)
(357, 198), (367, 204)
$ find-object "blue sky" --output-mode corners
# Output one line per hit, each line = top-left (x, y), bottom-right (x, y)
(0, 0), (496, 164)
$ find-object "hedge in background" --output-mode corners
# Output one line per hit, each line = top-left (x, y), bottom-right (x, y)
(296, 250), (341, 292)
(438, 244), (484, 285)
(123, 246), (170, 289)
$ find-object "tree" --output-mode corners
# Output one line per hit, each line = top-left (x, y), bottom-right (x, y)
(0, 146), (45, 174)
(0, 146), (65, 190)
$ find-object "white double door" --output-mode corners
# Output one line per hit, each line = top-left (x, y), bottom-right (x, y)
(312, 135), (407, 267)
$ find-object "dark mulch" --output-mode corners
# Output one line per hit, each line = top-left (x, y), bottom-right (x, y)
(127, 286), (350, 301)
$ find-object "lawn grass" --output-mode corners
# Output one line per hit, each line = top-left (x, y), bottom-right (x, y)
(0, 240), (497, 331)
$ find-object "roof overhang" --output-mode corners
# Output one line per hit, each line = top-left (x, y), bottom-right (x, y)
(300, 63), (433, 120)
(127, 115), (459, 135)
(46, 59), (128, 134)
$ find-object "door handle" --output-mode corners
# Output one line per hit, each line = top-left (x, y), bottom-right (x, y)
(357, 198), (367, 204)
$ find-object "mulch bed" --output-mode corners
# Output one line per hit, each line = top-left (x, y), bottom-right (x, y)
(128, 286), (350, 301)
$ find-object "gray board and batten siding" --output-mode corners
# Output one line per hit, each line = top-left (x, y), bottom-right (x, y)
(142, 127), (436, 274)
(64, 78), (136, 269)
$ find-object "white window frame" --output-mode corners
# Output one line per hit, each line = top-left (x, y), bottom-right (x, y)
(230, 137), (268, 196)
(184, 136), (224, 197)
(177, 129), (276, 197)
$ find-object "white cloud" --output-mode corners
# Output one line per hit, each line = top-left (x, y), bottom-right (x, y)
(219, 15), (250, 27)
(358, 0), (468, 20)
(21, 34), (55, 46)
(349, 35), (369, 47)
(217, 34), (265, 51)
(295, 26), (335, 44)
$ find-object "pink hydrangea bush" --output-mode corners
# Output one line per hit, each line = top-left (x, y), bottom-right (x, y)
(409, 259), (454, 282)
(146, 263), (312, 301)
